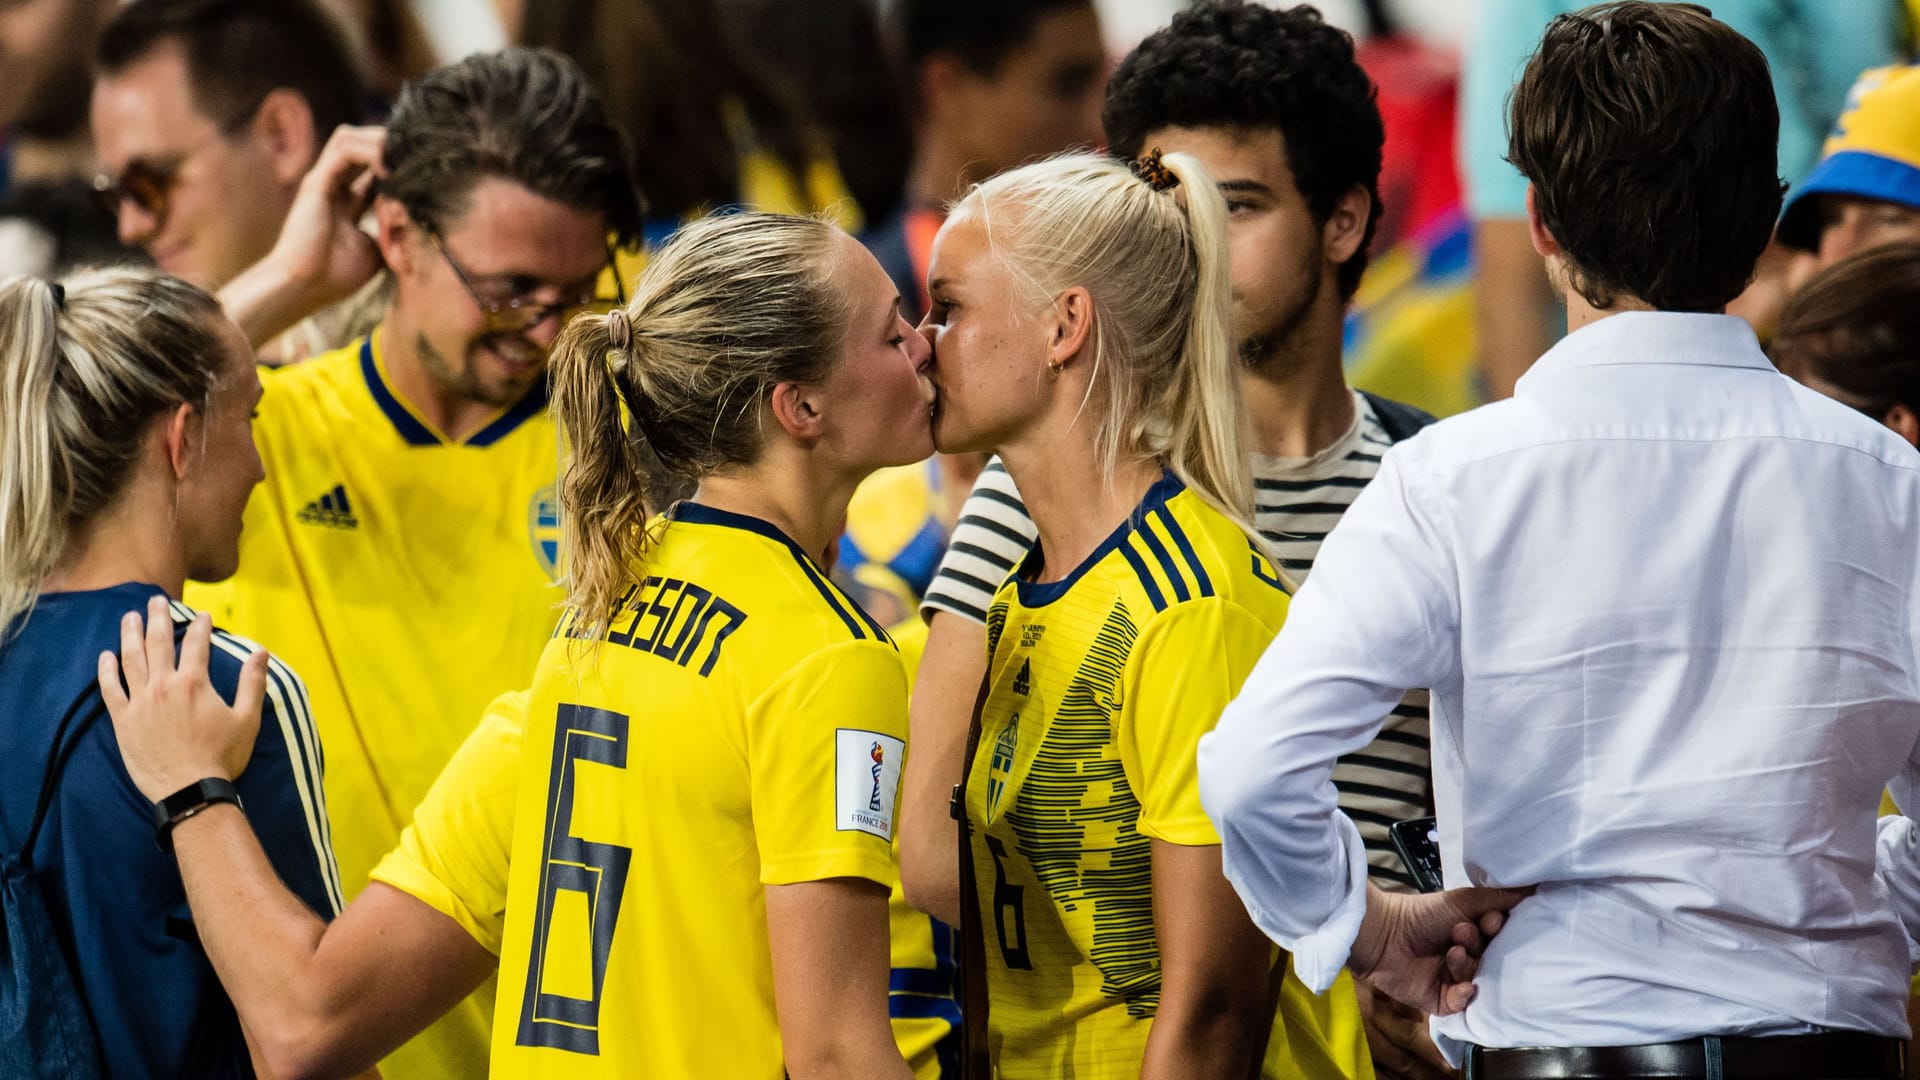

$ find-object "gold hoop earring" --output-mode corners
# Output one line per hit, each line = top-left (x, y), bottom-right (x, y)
(1046, 358), (1063, 379)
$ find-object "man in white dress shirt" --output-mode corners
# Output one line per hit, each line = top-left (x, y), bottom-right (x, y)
(1199, 3), (1920, 1078)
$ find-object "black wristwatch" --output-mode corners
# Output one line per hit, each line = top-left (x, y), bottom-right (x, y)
(153, 778), (243, 853)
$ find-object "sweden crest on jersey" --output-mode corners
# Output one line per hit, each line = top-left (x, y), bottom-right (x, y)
(529, 485), (561, 580)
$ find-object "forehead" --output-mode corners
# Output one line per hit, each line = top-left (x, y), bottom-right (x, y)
(1001, 5), (1105, 75)
(929, 207), (985, 265)
(90, 43), (211, 165)
(1142, 125), (1296, 191)
(432, 176), (610, 278)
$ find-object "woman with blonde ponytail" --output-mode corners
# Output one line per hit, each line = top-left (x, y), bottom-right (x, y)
(0, 267), (342, 1077)
(898, 151), (1367, 1080)
(479, 211), (935, 1079)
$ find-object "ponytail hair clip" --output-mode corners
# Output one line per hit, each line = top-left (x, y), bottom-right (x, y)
(1130, 148), (1180, 193)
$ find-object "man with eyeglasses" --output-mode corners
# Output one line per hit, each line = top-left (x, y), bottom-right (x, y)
(183, 47), (642, 1080)
(89, 0), (363, 303)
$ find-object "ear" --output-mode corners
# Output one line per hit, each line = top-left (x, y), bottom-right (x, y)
(1322, 184), (1371, 266)
(162, 403), (200, 482)
(1045, 286), (1095, 373)
(1885, 403), (1920, 448)
(1525, 185), (1560, 258)
(374, 196), (418, 278)
(769, 381), (827, 443)
(250, 88), (319, 187)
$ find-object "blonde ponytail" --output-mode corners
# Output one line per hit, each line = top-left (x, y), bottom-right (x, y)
(966, 151), (1263, 554)
(0, 279), (70, 635)
(0, 268), (225, 634)
(549, 211), (854, 640)
(1156, 152), (1258, 547)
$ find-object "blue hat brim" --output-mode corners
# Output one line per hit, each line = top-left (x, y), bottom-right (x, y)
(1779, 151), (1920, 250)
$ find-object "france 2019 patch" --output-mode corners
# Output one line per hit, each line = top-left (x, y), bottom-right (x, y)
(835, 728), (905, 839)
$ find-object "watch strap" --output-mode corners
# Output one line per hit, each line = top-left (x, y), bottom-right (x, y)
(152, 778), (243, 853)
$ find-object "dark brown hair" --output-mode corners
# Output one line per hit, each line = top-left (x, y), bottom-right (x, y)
(380, 48), (643, 247)
(1505, 1), (1783, 312)
(97, 0), (365, 137)
(519, 0), (816, 223)
(1771, 243), (1920, 421)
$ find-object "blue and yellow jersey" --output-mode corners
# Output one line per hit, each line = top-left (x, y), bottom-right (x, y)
(491, 503), (909, 1079)
(964, 473), (1371, 1080)
(838, 459), (950, 631)
(186, 329), (562, 1080)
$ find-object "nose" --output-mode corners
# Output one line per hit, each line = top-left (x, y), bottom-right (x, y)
(524, 309), (565, 351)
(902, 318), (932, 367)
(117, 199), (159, 247)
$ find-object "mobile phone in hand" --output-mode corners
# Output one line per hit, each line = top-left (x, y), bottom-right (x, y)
(1389, 816), (1443, 893)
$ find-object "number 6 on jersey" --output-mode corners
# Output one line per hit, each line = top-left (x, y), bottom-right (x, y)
(517, 703), (632, 1055)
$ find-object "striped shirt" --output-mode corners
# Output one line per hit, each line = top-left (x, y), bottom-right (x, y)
(922, 391), (1434, 889)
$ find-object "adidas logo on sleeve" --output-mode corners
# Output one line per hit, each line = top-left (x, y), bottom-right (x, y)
(297, 484), (359, 529)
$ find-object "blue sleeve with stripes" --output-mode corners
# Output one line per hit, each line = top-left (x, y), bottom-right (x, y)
(198, 626), (345, 918)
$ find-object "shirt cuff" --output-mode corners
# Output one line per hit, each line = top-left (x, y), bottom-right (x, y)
(1242, 814), (1372, 994)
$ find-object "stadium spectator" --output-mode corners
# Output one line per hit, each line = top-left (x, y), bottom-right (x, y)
(0, 0), (111, 196)
(866, 0), (1107, 322)
(1462, 0), (1901, 396)
(518, 0), (854, 235)
(1772, 242), (1920, 448)
(0, 267), (339, 1077)
(900, 147), (1372, 1079)
(184, 46), (641, 1080)
(90, 0), (378, 362)
(1202, 5), (1920, 1077)
(101, 209), (938, 1079)
(725, 0), (915, 224)
(904, 4), (1443, 1071)
(1776, 66), (1920, 277)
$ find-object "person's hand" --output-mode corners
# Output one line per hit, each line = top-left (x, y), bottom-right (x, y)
(264, 124), (387, 310)
(96, 595), (266, 802)
(1348, 882), (1533, 1016)
(1354, 973), (1455, 1080)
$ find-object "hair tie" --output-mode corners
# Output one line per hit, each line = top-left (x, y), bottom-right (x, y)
(607, 307), (632, 350)
(48, 282), (65, 309)
(1130, 148), (1179, 193)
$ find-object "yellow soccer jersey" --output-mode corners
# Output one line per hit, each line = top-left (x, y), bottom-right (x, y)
(186, 330), (563, 1080)
(492, 503), (909, 1079)
(371, 688), (527, 957)
(964, 474), (1371, 1080)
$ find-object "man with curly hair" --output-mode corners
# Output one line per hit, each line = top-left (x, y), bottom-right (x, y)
(904, 3), (1444, 1076)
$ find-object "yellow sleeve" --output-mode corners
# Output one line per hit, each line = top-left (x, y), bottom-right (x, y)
(1119, 597), (1284, 846)
(747, 640), (908, 887)
(368, 689), (527, 956)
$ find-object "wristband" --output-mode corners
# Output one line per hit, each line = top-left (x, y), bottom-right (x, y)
(153, 778), (243, 853)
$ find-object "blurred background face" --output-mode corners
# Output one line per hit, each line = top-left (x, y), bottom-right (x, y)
(390, 176), (610, 409)
(946, 5), (1108, 178)
(90, 43), (294, 286)
(1814, 194), (1920, 270)
(0, 0), (99, 136)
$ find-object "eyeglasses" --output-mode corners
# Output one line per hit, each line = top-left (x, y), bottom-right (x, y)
(429, 230), (627, 336)
(90, 98), (265, 226)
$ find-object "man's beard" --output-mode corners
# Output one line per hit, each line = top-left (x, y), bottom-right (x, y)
(417, 332), (539, 409)
(1238, 262), (1326, 377)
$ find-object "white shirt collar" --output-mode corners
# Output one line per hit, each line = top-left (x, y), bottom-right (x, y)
(1518, 310), (1771, 391)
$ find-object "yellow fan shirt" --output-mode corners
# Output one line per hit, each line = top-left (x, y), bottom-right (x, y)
(186, 329), (563, 1079)
(490, 503), (909, 1078)
(964, 473), (1372, 1080)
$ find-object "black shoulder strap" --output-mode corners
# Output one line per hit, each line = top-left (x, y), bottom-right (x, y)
(1358, 389), (1439, 445)
(17, 693), (102, 872)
